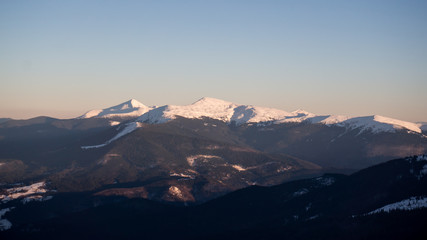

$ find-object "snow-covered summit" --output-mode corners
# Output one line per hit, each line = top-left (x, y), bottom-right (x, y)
(303, 114), (421, 134)
(78, 99), (151, 119)
(137, 97), (295, 125)
(337, 115), (422, 134)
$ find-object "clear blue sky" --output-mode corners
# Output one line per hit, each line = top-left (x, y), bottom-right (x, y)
(1, 0), (426, 122)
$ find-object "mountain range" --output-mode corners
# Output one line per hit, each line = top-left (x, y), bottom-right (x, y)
(0, 98), (426, 205)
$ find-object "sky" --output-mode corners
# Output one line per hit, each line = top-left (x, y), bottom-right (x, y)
(1, 0), (426, 122)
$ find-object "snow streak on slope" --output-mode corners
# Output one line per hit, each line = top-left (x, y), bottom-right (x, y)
(367, 197), (427, 214)
(81, 122), (142, 149)
(79, 99), (151, 119)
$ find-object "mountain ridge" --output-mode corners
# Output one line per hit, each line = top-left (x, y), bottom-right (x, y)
(78, 97), (423, 134)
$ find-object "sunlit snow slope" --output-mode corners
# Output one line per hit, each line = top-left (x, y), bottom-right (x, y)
(79, 99), (151, 119)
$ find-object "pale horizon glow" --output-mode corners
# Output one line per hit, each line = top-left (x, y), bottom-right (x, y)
(1, 1), (427, 122)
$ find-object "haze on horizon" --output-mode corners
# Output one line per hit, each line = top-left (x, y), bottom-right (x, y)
(1, 0), (426, 122)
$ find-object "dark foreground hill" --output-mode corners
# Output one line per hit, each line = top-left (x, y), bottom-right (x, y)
(1, 155), (426, 239)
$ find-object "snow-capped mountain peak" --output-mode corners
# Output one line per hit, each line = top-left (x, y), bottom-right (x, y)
(191, 97), (234, 107)
(78, 99), (151, 119)
(127, 99), (146, 108)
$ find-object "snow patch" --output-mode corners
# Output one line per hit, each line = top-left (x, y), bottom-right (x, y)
(204, 145), (222, 150)
(81, 143), (106, 149)
(168, 186), (183, 199)
(417, 155), (427, 162)
(0, 208), (12, 231)
(417, 164), (427, 179)
(0, 208), (11, 218)
(367, 197), (427, 214)
(293, 188), (309, 197)
(316, 176), (335, 186)
(170, 173), (195, 179)
(0, 182), (48, 203)
(22, 195), (53, 204)
(231, 165), (246, 172)
(109, 121), (120, 126)
(277, 166), (292, 173)
(186, 155), (222, 167)
(81, 122), (142, 149)
(0, 219), (12, 231)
